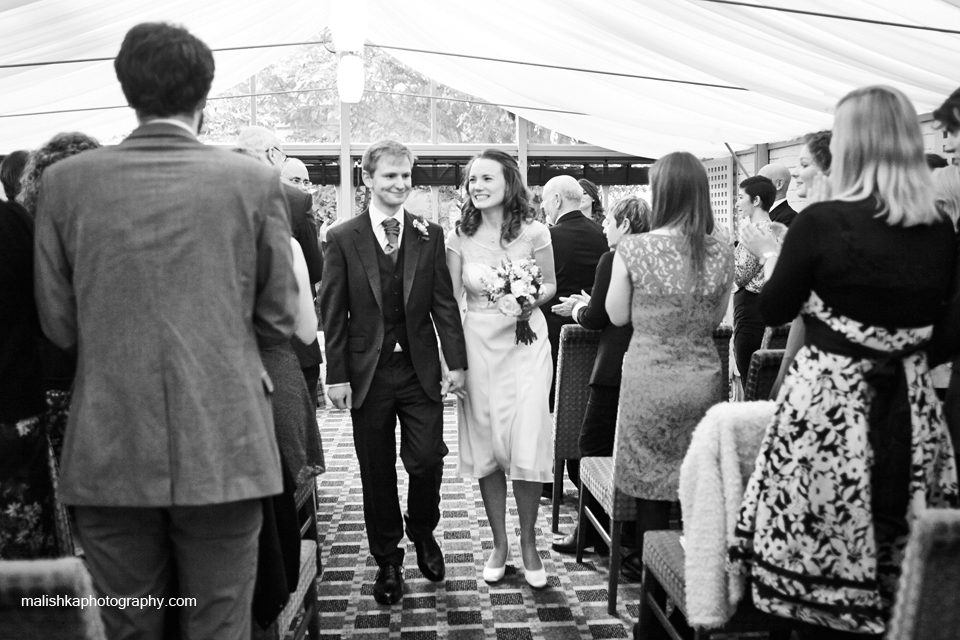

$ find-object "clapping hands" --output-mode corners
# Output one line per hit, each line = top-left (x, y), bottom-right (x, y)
(551, 290), (590, 317)
(740, 223), (784, 259)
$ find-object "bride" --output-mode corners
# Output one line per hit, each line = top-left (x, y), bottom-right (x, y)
(445, 149), (557, 588)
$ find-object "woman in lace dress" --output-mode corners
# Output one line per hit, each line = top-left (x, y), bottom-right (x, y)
(605, 151), (733, 545)
(731, 86), (959, 638)
(445, 149), (557, 588)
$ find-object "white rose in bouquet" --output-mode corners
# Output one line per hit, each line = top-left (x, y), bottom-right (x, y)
(497, 294), (522, 317)
(510, 280), (530, 297)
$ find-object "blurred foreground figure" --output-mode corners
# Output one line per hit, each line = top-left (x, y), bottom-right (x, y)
(33, 22), (297, 640)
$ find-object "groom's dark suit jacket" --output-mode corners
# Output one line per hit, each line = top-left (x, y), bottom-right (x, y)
(320, 211), (467, 408)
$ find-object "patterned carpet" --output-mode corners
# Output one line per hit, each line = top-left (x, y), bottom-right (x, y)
(313, 400), (641, 640)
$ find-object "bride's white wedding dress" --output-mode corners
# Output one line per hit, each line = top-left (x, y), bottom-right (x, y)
(446, 222), (554, 482)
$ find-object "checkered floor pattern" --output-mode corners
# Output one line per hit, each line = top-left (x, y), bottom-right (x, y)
(312, 400), (640, 640)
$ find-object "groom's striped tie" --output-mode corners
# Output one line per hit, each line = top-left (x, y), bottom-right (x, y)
(382, 217), (400, 265)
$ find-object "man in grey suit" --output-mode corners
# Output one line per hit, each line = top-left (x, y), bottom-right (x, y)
(34, 23), (297, 640)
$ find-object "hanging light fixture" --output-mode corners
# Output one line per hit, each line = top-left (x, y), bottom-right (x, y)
(337, 53), (365, 103)
(329, 0), (368, 103)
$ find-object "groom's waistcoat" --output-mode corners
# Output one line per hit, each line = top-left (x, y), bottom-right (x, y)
(377, 238), (409, 367)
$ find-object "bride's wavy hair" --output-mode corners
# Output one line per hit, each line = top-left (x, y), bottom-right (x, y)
(457, 149), (533, 244)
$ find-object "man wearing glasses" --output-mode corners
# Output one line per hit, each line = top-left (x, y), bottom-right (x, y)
(237, 126), (324, 406)
(282, 158), (313, 192)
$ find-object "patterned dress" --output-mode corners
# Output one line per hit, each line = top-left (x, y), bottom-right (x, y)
(730, 292), (958, 634)
(614, 233), (734, 500)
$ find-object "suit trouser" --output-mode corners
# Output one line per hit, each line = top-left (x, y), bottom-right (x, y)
(351, 351), (446, 567)
(74, 499), (262, 640)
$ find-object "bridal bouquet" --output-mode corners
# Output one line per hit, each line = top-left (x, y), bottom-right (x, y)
(480, 258), (543, 345)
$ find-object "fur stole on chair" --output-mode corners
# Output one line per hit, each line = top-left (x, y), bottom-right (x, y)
(678, 401), (776, 628)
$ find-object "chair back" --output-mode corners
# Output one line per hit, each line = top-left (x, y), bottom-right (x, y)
(713, 324), (733, 398)
(744, 349), (785, 402)
(0, 557), (107, 640)
(760, 323), (791, 350)
(553, 324), (601, 459)
(887, 509), (960, 640)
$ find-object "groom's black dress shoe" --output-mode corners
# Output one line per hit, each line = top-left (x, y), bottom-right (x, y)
(373, 563), (404, 605)
(404, 515), (445, 582)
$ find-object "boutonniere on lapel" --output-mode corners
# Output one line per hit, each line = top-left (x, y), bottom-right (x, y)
(411, 215), (430, 242)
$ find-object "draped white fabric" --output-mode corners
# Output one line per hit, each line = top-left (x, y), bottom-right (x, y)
(2, 0), (959, 156)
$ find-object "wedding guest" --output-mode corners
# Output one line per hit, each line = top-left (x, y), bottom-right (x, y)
(741, 130), (832, 398)
(606, 151), (733, 561)
(1, 150), (29, 202)
(757, 163), (797, 227)
(0, 195), (53, 558)
(540, 174), (607, 497)
(732, 175), (778, 380)
(934, 87), (960, 164)
(549, 195), (650, 571)
(18, 133), (101, 394)
(933, 165), (960, 230)
(446, 149), (556, 588)
(18, 134), (100, 216)
(578, 178), (604, 225)
(731, 86), (958, 639)
(34, 23), (297, 639)
(237, 127), (324, 407)
(281, 157), (313, 192)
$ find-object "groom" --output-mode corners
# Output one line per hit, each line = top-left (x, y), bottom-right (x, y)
(320, 139), (467, 605)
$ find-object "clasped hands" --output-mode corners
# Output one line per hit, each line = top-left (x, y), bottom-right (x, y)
(441, 368), (466, 399)
(550, 290), (590, 318)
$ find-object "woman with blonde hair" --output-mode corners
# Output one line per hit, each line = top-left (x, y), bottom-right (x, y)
(731, 86), (959, 638)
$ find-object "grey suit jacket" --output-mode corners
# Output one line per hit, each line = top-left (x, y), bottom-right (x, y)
(34, 122), (298, 507)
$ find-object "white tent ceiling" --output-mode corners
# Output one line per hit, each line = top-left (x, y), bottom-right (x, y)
(3, 0), (959, 157)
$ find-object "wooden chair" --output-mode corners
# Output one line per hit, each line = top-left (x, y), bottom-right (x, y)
(760, 323), (791, 350)
(887, 509), (960, 640)
(576, 325), (732, 615)
(0, 557), (107, 640)
(743, 349), (785, 402)
(552, 324), (601, 533)
(261, 480), (322, 640)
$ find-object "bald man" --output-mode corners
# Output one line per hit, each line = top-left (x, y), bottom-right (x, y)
(237, 127), (324, 406)
(282, 157), (312, 192)
(539, 175), (608, 505)
(758, 163), (797, 227)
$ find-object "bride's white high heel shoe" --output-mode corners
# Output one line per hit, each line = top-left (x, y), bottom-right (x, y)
(518, 540), (547, 589)
(483, 546), (511, 583)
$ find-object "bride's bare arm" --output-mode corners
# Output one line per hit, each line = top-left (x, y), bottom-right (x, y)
(534, 242), (556, 306)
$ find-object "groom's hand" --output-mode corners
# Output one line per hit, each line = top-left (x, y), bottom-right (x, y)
(446, 369), (466, 398)
(328, 384), (352, 410)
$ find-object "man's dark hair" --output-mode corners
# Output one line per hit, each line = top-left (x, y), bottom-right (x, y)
(114, 22), (215, 118)
(934, 87), (960, 133)
(0, 150), (29, 201)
